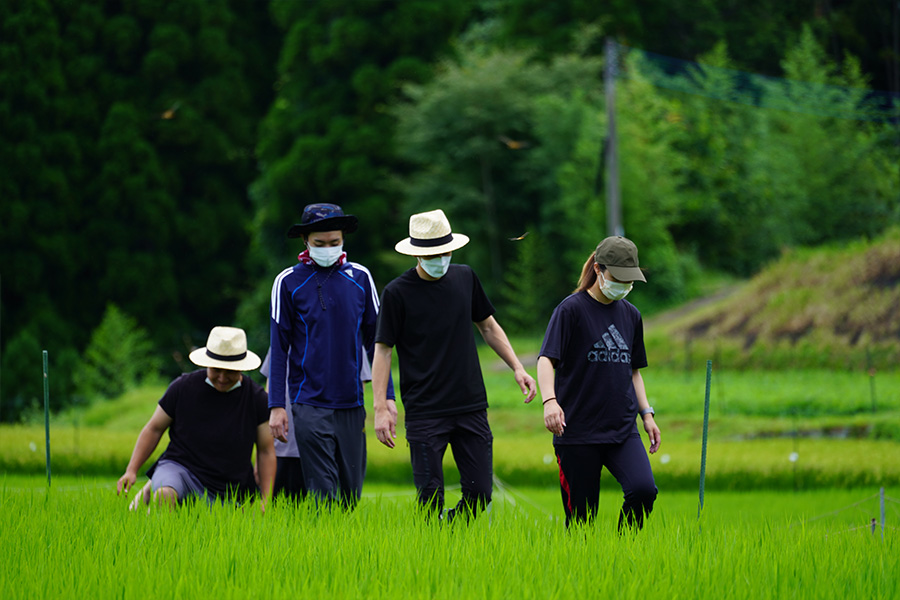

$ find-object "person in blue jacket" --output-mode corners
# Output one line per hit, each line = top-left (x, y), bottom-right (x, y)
(260, 345), (373, 503)
(267, 203), (393, 508)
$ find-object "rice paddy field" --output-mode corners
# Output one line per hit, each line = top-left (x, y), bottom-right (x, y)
(0, 476), (896, 599)
(2, 364), (898, 598)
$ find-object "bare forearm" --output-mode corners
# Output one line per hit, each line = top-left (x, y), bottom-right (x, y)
(257, 449), (276, 502)
(632, 370), (650, 410)
(125, 427), (164, 476)
(536, 356), (556, 401)
(371, 343), (393, 410)
(479, 319), (524, 372)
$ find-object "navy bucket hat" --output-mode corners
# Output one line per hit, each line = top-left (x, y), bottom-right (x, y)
(287, 203), (359, 238)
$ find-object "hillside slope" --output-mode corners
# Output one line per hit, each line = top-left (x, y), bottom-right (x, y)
(646, 227), (900, 370)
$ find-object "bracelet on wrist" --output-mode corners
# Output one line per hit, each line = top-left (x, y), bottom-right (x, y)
(542, 397), (556, 405)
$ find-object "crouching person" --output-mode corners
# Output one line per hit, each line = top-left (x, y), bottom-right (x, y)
(117, 326), (275, 511)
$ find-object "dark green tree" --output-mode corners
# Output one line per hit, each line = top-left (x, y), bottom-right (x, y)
(393, 47), (603, 299)
(0, 0), (279, 421)
(249, 0), (474, 296)
(490, 0), (898, 92)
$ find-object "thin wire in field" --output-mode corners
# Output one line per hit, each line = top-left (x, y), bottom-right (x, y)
(492, 475), (556, 519)
(790, 493), (880, 527)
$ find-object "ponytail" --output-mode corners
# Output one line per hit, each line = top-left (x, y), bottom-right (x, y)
(573, 252), (599, 294)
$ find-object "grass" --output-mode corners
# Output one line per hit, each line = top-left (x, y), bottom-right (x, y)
(1, 478), (897, 599)
(4, 419), (899, 490)
(3, 354), (899, 489)
(645, 228), (900, 371)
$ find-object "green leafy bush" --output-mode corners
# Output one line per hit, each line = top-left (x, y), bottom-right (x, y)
(73, 304), (161, 402)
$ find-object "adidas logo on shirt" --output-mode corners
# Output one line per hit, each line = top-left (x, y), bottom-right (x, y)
(587, 324), (631, 364)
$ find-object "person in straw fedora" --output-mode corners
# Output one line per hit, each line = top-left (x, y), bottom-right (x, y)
(372, 209), (536, 522)
(268, 203), (393, 509)
(117, 326), (275, 510)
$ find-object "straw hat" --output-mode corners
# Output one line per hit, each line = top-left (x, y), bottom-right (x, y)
(394, 209), (469, 256)
(189, 326), (261, 371)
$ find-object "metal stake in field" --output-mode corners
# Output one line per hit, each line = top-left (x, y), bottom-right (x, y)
(866, 347), (877, 413)
(698, 360), (712, 520)
(43, 350), (51, 487)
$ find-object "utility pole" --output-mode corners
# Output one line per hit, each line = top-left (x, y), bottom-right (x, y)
(604, 38), (623, 237)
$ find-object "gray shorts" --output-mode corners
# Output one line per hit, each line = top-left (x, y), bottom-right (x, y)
(151, 459), (208, 503)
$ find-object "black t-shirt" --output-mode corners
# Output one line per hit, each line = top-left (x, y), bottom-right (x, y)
(539, 291), (648, 444)
(156, 370), (269, 497)
(375, 264), (495, 420)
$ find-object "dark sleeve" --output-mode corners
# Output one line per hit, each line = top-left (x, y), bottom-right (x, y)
(363, 271), (396, 400)
(268, 270), (293, 409)
(631, 315), (648, 370)
(539, 302), (572, 362)
(374, 284), (402, 347)
(249, 378), (269, 425)
(157, 375), (183, 418)
(469, 268), (496, 322)
(361, 268), (380, 352)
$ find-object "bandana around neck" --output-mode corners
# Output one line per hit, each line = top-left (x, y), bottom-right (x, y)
(298, 249), (347, 267)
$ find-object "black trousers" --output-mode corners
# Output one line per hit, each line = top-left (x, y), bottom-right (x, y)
(406, 410), (493, 521)
(555, 432), (657, 530)
(293, 404), (367, 508)
(273, 456), (305, 503)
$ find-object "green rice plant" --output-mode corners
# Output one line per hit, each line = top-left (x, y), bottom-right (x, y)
(3, 422), (899, 490)
(1, 479), (897, 599)
(0, 424), (165, 476)
(632, 368), (900, 417)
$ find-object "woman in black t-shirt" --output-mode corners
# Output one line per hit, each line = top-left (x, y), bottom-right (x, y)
(537, 236), (661, 530)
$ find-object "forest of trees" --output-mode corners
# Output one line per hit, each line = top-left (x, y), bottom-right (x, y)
(1, 0), (898, 421)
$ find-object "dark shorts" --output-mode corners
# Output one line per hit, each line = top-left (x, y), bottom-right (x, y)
(150, 459), (208, 503)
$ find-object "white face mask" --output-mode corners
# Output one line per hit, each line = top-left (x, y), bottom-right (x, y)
(598, 272), (633, 301)
(418, 255), (451, 279)
(307, 244), (343, 267)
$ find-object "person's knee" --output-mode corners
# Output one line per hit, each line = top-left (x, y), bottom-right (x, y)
(153, 486), (179, 507)
(625, 482), (657, 510)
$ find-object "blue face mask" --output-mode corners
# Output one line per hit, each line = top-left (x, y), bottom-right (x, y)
(418, 255), (451, 278)
(308, 244), (343, 267)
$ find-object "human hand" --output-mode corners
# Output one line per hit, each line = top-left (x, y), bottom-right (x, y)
(516, 369), (537, 403)
(374, 400), (398, 449)
(269, 407), (289, 443)
(643, 416), (661, 453)
(543, 399), (566, 436)
(117, 471), (136, 495)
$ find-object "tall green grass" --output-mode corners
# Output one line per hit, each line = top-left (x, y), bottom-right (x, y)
(4, 422), (899, 489)
(1, 480), (896, 599)
(3, 355), (897, 488)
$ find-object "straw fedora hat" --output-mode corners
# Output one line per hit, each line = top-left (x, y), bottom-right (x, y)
(189, 326), (261, 371)
(394, 209), (469, 256)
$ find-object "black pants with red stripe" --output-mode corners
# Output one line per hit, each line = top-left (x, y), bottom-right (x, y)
(555, 432), (657, 530)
